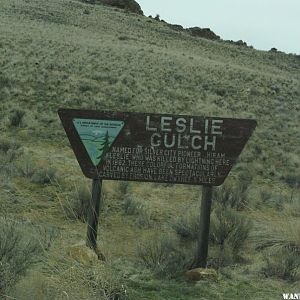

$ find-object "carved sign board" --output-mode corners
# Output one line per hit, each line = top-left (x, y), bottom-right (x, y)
(58, 109), (256, 186)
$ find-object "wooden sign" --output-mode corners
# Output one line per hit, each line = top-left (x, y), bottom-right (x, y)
(58, 109), (257, 186)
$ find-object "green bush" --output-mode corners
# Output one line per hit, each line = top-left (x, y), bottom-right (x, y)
(284, 194), (300, 217)
(62, 184), (92, 222)
(8, 109), (26, 127)
(135, 207), (153, 229)
(18, 158), (57, 184)
(172, 212), (199, 240)
(30, 167), (56, 184)
(0, 218), (44, 293)
(210, 206), (252, 255)
(85, 264), (128, 300)
(283, 172), (300, 188)
(172, 204), (251, 266)
(260, 188), (272, 204)
(18, 264), (129, 300)
(18, 158), (36, 178)
(237, 169), (253, 193)
(30, 166), (57, 184)
(252, 218), (300, 254)
(208, 243), (237, 268)
(262, 250), (300, 282)
(136, 234), (191, 278)
(207, 205), (252, 268)
(0, 139), (21, 153)
(214, 183), (248, 210)
(123, 195), (141, 215)
(252, 218), (300, 281)
(0, 139), (22, 175)
(119, 181), (129, 195)
(123, 195), (153, 228)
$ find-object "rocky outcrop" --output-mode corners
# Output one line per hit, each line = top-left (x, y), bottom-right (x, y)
(164, 22), (220, 41)
(235, 40), (248, 47)
(168, 24), (184, 32)
(99, 0), (143, 15)
(226, 39), (254, 49)
(187, 27), (220, 40)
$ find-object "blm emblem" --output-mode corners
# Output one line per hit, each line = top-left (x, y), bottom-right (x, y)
(73, 119), (124, 166)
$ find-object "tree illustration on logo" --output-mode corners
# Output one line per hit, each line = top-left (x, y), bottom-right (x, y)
(97, 130), (110, 165)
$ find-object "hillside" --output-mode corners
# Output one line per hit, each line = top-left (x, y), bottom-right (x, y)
(0, 0), (299, 299)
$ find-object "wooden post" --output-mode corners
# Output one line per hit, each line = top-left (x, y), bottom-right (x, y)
(86, 179), (102, 250)
(194, 185), (213, 268)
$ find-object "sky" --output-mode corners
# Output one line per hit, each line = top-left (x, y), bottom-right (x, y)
(137, 0), (300, 54)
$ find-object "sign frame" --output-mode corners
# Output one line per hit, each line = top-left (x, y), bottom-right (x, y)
(58, 108), (257, 187)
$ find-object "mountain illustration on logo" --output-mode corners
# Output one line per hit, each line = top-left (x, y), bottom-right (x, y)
(73, 118), (124, 166)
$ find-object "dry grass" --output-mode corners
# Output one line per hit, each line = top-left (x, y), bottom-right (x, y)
(252, 215), (300, 254)
(0, 0), (299, 298)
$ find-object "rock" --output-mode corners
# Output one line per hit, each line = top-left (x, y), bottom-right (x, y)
(154, 14), (160, 21)
(187, 27), (220, 40)
(269, 47), (278, 52)
(185, 268), (218, 281)
(236, 40), (248, 47)
(67, 241), (105, 265)
(167, 24), (184, 32)
(99, 0), (143, 15)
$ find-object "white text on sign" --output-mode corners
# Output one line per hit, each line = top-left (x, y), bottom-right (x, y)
(146, 116), (223, 151)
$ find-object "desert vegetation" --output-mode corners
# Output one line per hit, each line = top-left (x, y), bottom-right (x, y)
(0, 0), (299, 298)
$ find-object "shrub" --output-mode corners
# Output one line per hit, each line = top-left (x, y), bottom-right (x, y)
(0, 139), (21, 153)
(0, 154), (17, 176)
(18, 158), (36, 178)
(208, 243), (237, 268)
(62, 183), (92, 222)
(119, 181), (129, 195)
(173, 204), (251, 258)
(260, 188), (272, 204)
(214, 183), (248, 210)
(252, 218), (300, 254)
(9, 273), (62, 300)
(30, 166), (57, 184)
(262, 250), (300, 282)
(0, 75), (11, 88)
(123, 195), (153, 228)
(207, 205), (252, 268)
(237, 169), (253, 193)
(136, 233), (191, 278)
(172, 212), (199, 240)
(0, 139), (22, 175)
(210, 206), (252, 255)
(172, 205), (251, 267)
(123, 195), (141, 215)
(252, 217), (300, 281)
(41, 259), (128, 300)
(85, 264), (128, 300)
(0, 218), (44, 293)
(284, 193), (300, 217)
(135, 207), (153, 229)
(118, 35), (130, 41)
(8, 109), (26, 127)
(18, 158), (57, 184)
(283, 172), (300, 188)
